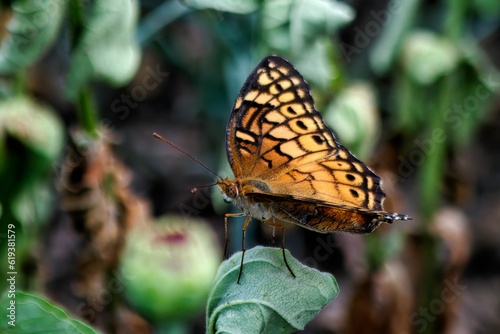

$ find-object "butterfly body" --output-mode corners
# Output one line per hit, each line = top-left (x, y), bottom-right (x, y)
(218, 177), (274, 222)
(219, 55), (410, 237)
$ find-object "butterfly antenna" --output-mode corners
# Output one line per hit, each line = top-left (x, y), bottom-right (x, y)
(190, 182), (217, 194)
(153, 132), (220, 178)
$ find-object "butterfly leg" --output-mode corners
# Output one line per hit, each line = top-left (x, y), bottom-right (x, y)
(280, 225), (296, 279)
(237, 215), (252, 284)
(268, 218), (296, 279)
(224, 212), (245, 258)
(271, 226), (276, 246)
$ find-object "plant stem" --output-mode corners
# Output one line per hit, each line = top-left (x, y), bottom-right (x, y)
(444, 0), (467, 40)
(418, 2), (466, 331)
(67, 0), (99, 137)
(419, 73), (455, 334)
(77, 86), (99, 137)
(67, 0), (85, 48)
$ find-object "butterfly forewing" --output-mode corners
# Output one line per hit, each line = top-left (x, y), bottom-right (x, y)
(227, 56), (337, 177)
(226, 55), (386, 212)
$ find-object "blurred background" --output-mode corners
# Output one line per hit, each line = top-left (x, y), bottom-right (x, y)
(1, 0), (499, 333)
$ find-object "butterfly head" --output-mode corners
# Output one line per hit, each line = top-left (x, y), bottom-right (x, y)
(217, 178), (239, 203)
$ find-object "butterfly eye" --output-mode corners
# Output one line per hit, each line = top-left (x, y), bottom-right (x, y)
(221, 191), (234, 203)
(227, 184), (238, 199)
(220, 183), (238, 203)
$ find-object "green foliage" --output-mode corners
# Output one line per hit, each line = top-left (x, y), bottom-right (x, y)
(0, 291), (98, 334)
(0, 97), (63, 167)
(0, 1), (66, 74)
(262, 0), (353, 88)
(65, 0), (141, 99)
(0, 96), (63, 289)
(175, 0), (354, 98)
(0, 97), (63, 228)
(206, 246), (339, 334)
(183, 0), (258, 14)
(396, 30), (499, 146)
(402, 31), (460, 85)
(474, 0), (500, 16)
(1, 0), (499, 332)
(0, 0), (141, 101)
(261, 0), (354, 52)
(323, 82), (379, 159)
(370, 0), (420, 75)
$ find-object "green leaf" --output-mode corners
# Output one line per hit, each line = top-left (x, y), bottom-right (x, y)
(11, 179), (55, 227)
(0, 290), (98, 334)
(0, 0), (66, 74)
(473, 0), (500, 17)
(0, 96), (63, 169)
(401, 31), (460, 85)
(0, 97), (63, 228)
(260, 0), (353, 90)
(181, 0), (258, 14)
(65, 0), (141, 99)
(263, 0), (354, 57)
(293, 37), (336, 90)
(289, 0), (354, 52)
(206, 246), (339, 334)
(323, 82), (380, 159)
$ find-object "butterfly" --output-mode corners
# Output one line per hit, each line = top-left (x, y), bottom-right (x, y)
(215, 55), (411, 282)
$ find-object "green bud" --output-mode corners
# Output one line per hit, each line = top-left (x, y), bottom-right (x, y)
(120, 215), (220, 322)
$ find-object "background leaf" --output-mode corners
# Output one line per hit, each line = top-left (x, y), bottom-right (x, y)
(0, 0), (66, 74)
(0, 291), (98, 334)
(402, 31), (460, 84)
(206, 246), (339, 334)
(0, 96), (63, 163)
(323, 82), (379, 159)
(289, 0), (354, 52)
(0, 97), (63, 230)
(369, 0), (420, 75)
(182, 0), (258, 14)
(65, 0), (141, 99)
(262, 0), (354, 82)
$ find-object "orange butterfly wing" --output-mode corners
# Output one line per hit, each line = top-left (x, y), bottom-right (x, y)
(225, 56), (409, 233)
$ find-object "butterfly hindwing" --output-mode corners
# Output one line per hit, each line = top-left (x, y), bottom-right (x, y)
(247, 193), (406, 233)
